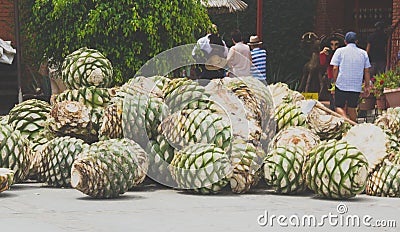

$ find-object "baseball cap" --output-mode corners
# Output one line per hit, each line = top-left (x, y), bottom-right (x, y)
(345, 32), (357, 43)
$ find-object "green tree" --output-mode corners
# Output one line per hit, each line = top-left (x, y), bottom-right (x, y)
(22, 0), (211, 83)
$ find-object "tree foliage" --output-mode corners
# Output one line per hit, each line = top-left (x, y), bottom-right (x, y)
(22, 0), (211, 83)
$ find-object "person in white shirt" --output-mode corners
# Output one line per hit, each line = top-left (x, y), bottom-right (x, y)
(227, 30), (252, 77)
(192, 24), (228, 58)
(192, 24), (228, 78)
(330, 31), (371, 122)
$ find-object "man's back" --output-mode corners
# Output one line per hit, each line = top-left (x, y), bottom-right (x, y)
(227, 42), (252, 77)
(330, 44), (371, 92)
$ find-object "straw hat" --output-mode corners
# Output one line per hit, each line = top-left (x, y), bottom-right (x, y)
(247, 35), (263, 45)
(205, 55), (227, 70)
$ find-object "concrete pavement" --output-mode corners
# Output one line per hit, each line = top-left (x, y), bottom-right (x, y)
(0, 181), (399, 232)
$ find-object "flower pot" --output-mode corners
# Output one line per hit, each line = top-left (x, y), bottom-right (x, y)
(376, 95), (387, 110)
(358, 96), (376, 110)
(383, 87), (400, 108)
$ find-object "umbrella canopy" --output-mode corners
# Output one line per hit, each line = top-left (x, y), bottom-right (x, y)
(201, 0), (248, 14)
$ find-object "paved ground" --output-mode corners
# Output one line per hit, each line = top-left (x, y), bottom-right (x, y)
(1, 180), (399, 232)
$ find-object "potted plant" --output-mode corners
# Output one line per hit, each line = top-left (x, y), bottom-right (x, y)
(358, 83), (375, 111)
(371, 72), (387, 109)
(381, 67), (400, 108)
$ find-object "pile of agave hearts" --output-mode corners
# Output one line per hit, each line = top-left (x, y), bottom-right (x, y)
(0, 47), (399, 200)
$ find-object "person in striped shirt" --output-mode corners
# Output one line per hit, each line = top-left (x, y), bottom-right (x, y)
(248, 35), (267, 80)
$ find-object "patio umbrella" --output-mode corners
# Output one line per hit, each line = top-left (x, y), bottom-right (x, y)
(201, 0), (248, 14)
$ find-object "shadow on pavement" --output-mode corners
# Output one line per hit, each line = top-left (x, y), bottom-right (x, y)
(76, 194), (145, 201)
(40, 185), (72, 189)
(311, 194), (376, 203)
(246, 188), (315, 197)
(129, 178), (170, 192)
(175, 186), (241, 197)
(0, 192), (18, 198)
(9, 184), (41, 191)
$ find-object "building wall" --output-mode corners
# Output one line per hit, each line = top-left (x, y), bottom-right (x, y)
(391, 0), (400, 68)
(317, 0), (392, 44)
(316, 0), (399, 69)
(315, 0), (346, 36)
(0, 0), (15, 43)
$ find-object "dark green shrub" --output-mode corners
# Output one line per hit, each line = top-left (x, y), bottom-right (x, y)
(22, 0), (211, 83)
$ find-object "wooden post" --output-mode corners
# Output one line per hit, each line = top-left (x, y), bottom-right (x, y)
(13, 0), (22, 103)
(315, 102), (357, 126)
(257, 0), (263, 40)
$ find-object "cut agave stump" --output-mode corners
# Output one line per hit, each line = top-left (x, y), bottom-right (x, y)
(70, 153), (135, 199)
(366, 160), (400, 197)
(71, 139), (148, 198)
(54, 86), (117, 108)
(230, 139), (265, 194)
(0, 124), (32, 183)
(61, 47), (114, 89)
(7, 99), (51, 143)
(37, 136), (89, 187)
(264, 145), (306, 194)
(0, 168), (14, 193)
(274, 103), (307, 132)
(146, 134), (176, 186)
(169, 143), (233, 194)
(375, 108), (400, 134)
(304, 140), (368, 199)
(70, 166), (85, 190)
(268, 126), (320, 152)
(342, 123), (389, 168)
(46, 101), (101, 143)
(158, 109), (232, 150)
(6, 99), (52, 178)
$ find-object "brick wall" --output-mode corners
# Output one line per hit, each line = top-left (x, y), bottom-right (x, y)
(390, 0), (400, 68)
(0, 0), (15, 43)
(315, 0), (399, 69)
(315, 0), (346, 36)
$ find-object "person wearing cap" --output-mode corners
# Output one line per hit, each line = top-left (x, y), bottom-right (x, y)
(248, 35), (267, 80)
(366, 21), (388, 76)
(227, 30), (252, 77)
(330, 31), (371, 122)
